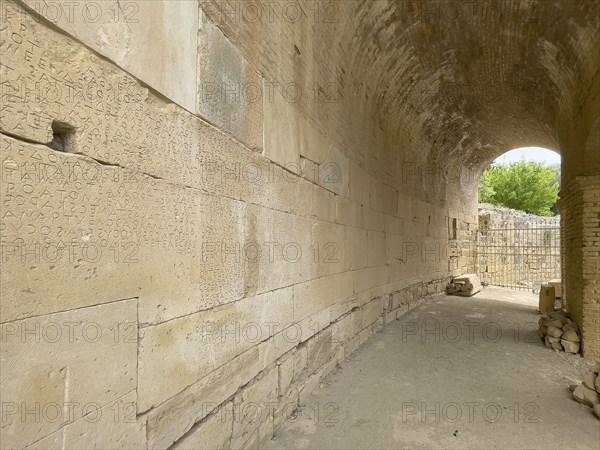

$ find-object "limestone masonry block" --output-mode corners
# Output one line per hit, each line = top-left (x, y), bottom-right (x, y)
(348, 162), (371, 206)
(172, 402), (233, 450)
(231, 367), (278, 448)
(197, 18), (263, 151)
(146, 347), (261, 448)
(1, 300), (138, 449)
(25, 391), (147, 450)
(138, 287), (293, 411)
(445, 274), (482, 296)
(22, 0), (198, 111)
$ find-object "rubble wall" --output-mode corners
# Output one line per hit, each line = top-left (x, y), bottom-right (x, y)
(478, 204), (560, 290)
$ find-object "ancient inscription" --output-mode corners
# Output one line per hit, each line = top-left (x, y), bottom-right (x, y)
(1, 0), (199, 186)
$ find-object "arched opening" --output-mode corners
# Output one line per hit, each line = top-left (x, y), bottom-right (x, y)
(477, 147), (562, 292)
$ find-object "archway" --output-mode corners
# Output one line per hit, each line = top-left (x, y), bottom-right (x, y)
(477, 147), (562, 291)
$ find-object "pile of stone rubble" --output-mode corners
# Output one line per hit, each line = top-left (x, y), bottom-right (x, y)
(570, 363), (600, 420)
(538, 310), (581, 353)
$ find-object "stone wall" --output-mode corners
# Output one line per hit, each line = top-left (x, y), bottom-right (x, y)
(479, 204), (560, 229)
(478, 204), (561, 290)
(0, 2), (476, 448)
(560, 176), (600, 362)
(1, 1), (598, 447)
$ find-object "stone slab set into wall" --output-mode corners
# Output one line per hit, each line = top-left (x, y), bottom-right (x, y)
(0, 2), (474, 448)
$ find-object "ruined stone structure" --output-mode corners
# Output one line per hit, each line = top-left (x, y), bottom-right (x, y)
(478, 204), (561, 290)
(0, 1), (598, 448)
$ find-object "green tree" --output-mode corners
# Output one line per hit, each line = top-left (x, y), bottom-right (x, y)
(478, 161), (559, 216)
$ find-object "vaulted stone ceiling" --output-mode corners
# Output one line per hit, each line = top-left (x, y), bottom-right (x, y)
(207, 0), (599, 205)
(346, 0), (599, 170)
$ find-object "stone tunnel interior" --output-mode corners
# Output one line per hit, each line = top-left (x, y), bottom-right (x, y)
(0, 0), (599, 448)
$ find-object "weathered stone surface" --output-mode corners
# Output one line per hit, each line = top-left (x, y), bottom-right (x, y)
(197, 17), (262, 150)
(546, 319), (564, 328)
(547, 326), (563, 338)
(561, 339), (581, 354)
(371, 180), (398, 215)
(306, 144), (350, 197)
(306, 327), (337, 374)
(446, 273), (482, 297)
(367, 230), (386, 267)
(573, 384), (600, 407)
(563, 329), (581, 343)
(551, 341), (564, 351)
(172, 402), (233, 450)
(23, 430), (65, 450)
(557, 315), (570, 325)
(344, 334), (361, 358)
(384, 214), (404, 235)
(1, 300), (138, 449)
(293, 346), (308, 384)
(24, 391), (145, 449)
(0, 135), (247, 324)
(146, 346), (261, 449)
(262, 85), (302, 171)
(345, 226), (368, 271)
(241, 413), (274, 449)
(353, 266), (389, 294)
(231, 367), (277, 448)
(243, 205), (345, 296)
(363, 207), (385, 232)
(65, 391), (145, 449)
(563, 322), (579, 332)
(298, 371), (323, 406)
(348, 162), (371, 207)
(293, 272), (354, 322)
(335, 197), (363, 229)
(23, 0), (199, 111)
(397, 193), (413, 220)
(549, 279), (562, 298)
(583, 372), (598, 391)
(139, 287), (293, 412)
(278, 355), (295, 397)
(274, 384), (300, 431)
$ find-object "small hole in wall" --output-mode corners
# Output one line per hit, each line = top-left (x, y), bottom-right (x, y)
(48, 120), (77, 153)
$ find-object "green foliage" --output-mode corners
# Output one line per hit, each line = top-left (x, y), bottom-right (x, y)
(479, 161), (560, 216)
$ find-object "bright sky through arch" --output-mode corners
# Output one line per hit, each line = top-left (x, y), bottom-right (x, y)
(493, 147), (561, 165)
